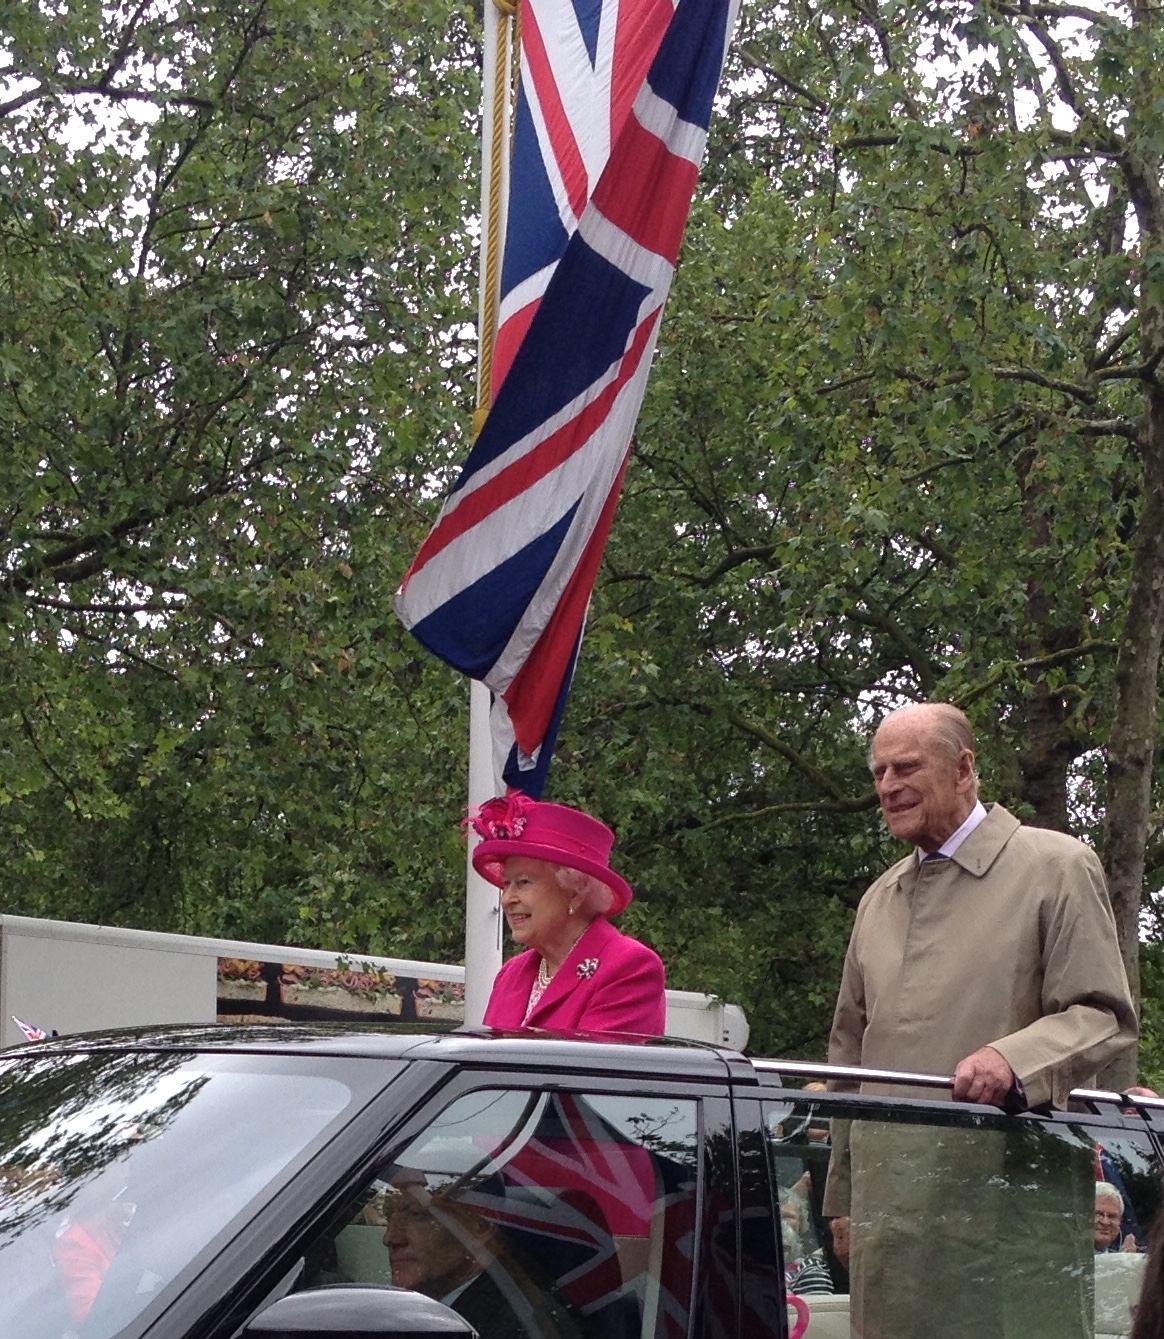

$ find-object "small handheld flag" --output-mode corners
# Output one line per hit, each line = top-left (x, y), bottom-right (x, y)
(12, 1016), (48, 1043)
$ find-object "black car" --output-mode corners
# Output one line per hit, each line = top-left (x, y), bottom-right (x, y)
(0, 1025), (1159, 1339)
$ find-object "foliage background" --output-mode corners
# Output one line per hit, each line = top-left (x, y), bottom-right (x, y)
(4, 0), (1164, 1067)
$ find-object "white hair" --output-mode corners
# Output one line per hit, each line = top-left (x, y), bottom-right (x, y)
(869, 702), (980, 799)
(1096, 1181), (1123, 1205)
(554, 865), (614, 918)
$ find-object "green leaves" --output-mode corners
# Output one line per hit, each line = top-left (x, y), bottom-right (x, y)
(0, 0), (481, 950)
(5, 0), (1164, 1063)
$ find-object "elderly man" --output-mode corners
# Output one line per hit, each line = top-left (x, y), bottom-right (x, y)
(1095, 1182), (1139, 1254)
(825, 702), (1137, 1339)
(830, 701), (1136, 1107)
(379, 1176), (581, 1339)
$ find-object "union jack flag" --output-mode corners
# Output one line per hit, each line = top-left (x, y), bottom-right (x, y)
(394, 0), (740, 795)
(491, 0), (677, 398)
(12, 1016), (48, 1043)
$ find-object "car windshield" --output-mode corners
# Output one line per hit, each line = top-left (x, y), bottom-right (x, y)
(0, 1044), (388, 1339)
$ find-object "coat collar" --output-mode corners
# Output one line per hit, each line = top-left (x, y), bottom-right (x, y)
(947, 802), (1020, 876)
(523, 916), (617, 1022)
(886, 802), (1021, 890)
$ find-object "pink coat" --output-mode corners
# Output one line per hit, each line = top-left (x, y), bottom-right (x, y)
(483, 916), (666, 1036)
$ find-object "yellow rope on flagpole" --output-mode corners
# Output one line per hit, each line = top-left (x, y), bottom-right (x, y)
(474, 0), (516, 440)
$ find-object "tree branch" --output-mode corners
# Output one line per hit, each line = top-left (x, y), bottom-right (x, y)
(19, 709), (82, 814)
(1089, 320), (1136, 371)
(995, 1), (1119, 25)
(723, 707), (858, 802)
(1023, 19), (1083, 117)
(735, 45), (829, 113)
(697, 795), (881, 828)
(953, 640), (1119, 708)
(844, 599), (946, 694)
(989, 366), (1097, 403)
(26, 595), (172, 615)
(1070, 417), (1141, 439)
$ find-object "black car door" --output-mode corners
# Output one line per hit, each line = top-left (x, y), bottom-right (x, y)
(749, 1073), (1164, 1339)
(194, 1057), (751, 1339)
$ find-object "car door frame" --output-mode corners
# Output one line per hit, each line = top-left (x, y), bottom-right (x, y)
(745, 1071), (1164, 1339)
(149, 1056), (742, 1339)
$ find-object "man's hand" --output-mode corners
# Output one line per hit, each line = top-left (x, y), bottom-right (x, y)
(827, 1216), (851, 1270)
(952, 1046), (1015, 1105)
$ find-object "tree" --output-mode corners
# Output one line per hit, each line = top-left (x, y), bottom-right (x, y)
(550, 0), (1164, 1067)
(9, 0), (1164, 1069)
(0, 0), (484, 958)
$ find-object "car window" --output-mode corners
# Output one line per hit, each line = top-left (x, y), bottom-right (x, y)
(303, 1087), (701, 1339)
(763, 1096), (1164, 1339)
(0, 1048), (389, 1339)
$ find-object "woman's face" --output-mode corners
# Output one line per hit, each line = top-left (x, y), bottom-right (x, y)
(500, 857), (576, 959)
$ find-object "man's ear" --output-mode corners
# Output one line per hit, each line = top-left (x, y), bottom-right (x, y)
(956, 749), (976, 789)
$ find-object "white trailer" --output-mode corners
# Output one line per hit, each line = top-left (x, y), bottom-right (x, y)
(0, 914), (748, 1050)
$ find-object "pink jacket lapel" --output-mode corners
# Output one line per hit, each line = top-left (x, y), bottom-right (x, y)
(524, 918), (616, 1027)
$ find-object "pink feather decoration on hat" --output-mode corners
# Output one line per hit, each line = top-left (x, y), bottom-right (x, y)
(468, 793), (534, 841)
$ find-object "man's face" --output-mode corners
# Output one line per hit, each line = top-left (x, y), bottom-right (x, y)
(1094, 1196), (1122, 1250)
(870, 712), (976, 853)
(382, 1200), (476, 1295)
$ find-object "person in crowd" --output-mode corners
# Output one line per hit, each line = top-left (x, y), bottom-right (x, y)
(824, 701), (1137, 1339)
(779, 1187), (833, 1297)
(53, 1182), (135, 1331)
(1096, 1181), (1140, 1253)
(802, 1082), (831, 1143)
(471, 795), (666, 1035)
(826, 1215), (849, 1273)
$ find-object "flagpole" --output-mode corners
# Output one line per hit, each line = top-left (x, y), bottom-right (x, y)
(463, 0), (515, 1027)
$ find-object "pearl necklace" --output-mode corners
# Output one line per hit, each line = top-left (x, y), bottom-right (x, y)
(537, 956), (552, 989)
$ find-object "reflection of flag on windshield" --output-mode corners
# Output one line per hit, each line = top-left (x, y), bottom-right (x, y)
(459, 1092), (698, 1339)
(12, 1016), (48, 1042)
(395, 0), (740, 796)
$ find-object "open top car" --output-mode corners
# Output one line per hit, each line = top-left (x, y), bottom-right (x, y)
(0, 1024), (1160, 1339)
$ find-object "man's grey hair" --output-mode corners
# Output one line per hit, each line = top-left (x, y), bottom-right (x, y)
(869, 702), (979, 792)
(1096, 1181), (1124, 1206)
(554, 865), (614, 918)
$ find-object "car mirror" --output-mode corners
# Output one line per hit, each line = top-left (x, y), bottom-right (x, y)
(241, 1284), (478, 1337)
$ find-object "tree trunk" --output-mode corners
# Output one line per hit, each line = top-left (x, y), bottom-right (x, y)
(1102, 379), (1164, 1066)
(1019, 681), (1074, 832)
(1100, 75), (1164, 1082)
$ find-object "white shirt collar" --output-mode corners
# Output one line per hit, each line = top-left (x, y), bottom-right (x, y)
(917, 800), (988, 863)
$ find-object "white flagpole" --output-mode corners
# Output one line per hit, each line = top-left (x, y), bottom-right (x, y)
(464, 681), (500, 1025)
(463, 0), (514, 1027)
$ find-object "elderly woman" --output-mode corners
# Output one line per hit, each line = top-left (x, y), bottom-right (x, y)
(470, 795), (666, 1035)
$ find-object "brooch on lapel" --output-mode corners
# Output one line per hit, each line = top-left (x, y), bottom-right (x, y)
(577, 958), (600, 980)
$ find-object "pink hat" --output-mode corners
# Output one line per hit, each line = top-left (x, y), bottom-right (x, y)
(469, 794), (633, 915)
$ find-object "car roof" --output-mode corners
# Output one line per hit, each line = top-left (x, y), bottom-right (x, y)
(7, 1025), (1164, 1114)
(2, 1022), (744, 1083)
